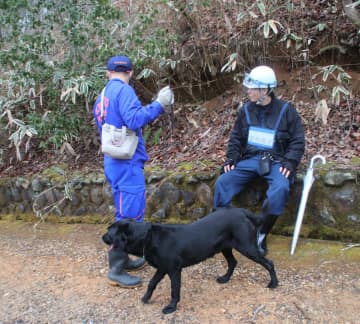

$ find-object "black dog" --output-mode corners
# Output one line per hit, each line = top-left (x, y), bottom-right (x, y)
(102, 207), (278, 314)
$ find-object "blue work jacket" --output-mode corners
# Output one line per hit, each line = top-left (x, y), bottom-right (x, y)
(93, 78), (164, 167)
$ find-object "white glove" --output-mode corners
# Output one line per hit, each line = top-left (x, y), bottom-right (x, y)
(155, 86), (174, 111)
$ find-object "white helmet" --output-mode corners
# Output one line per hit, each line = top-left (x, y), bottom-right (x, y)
(243, 65), (277, 89)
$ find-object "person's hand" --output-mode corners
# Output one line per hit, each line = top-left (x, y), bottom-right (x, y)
(156, 86), (174, 112)
(279, 166), (291, 178)
(221, 159), (235, 174)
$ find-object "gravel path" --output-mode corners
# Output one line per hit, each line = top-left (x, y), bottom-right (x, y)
(0, 221), (359, 324)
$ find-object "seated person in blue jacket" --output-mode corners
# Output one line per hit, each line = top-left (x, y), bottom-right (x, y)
(93, 55), (174, 288)
(213, 65), (305, 255)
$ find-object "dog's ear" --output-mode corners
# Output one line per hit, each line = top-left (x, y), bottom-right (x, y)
(102, 223), (118, 245)
(112, 222), (130, 249)
(106, 223), (119, 239)
(113, 235), (126, 249)
(108, 221), (129, 235)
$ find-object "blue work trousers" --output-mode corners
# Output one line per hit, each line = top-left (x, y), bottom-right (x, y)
(104, 162), (146, 222)
(213, 155), (291, 215)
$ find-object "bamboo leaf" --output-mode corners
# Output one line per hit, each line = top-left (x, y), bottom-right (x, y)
(268, 20), (282, 35)
(323, 68), (330, 82)
(316, 23), (326, 32)
(290, 33), (302, 41)
(237, 12), (247, 22)
(315, 99), (330, 125)
(136, 68), (155, 80)
(263, 22), (270, 38)
(256, 1), (266, 17)
(249, 11), (258, 18)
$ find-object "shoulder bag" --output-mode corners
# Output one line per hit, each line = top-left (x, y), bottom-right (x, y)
(100, 87), (139, 159)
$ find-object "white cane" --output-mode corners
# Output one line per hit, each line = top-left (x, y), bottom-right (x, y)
(290, 154), (326, 255)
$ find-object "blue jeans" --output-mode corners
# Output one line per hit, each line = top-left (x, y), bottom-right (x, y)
(104, 162), (146, 222)
(213, 155), (291, 215)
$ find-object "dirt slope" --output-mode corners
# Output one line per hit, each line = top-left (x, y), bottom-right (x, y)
(1, 64), (359, 179)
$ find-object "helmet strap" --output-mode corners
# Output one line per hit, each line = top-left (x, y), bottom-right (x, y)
(267, 86), (274, 96)
(256, 88), (267, 105)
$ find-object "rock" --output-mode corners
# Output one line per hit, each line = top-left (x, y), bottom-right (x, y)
(90, 187), (104, 205)
(196, 183), (212, 207)
(324, 170), (356, 186)
(31, 178), (43, 192)
(347, 214), (360, 223)
(192, 207), (206, 219)
(147, 172), (166, 184)
(152, 208), (166, 220)
(170, 173), (185, 184)
(0, 167), (359, 242)
(160, 182), (180, 204)
(333, 185), (356, 208)
(187, 175), (199, 184)
(319, 207), (336, 225)
(0, 188), (7, 208)
(181, 190), (196, 206)
(16, 177), (30, 189)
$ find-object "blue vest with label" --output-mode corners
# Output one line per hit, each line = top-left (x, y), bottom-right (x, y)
(244, 102), (289, 150)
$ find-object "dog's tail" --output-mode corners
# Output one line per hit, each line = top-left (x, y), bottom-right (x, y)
(245, 210), (264, 228)
(246, 199), (271, 227)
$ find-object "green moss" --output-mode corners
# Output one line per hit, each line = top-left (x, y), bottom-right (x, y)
(350, 156), (360, 166)
(0, 213), (112, 225)
(0, 177), (11, 186)
(41, 165), (71, 185)
(0, 213), (38, 222)
(147, 216), (191, 224)
(174, 159), (216, 172)
(276, 221), (360, 243)
(275, 224), (312, 238)
(144, 165), (163, 172)
(45, 214), (112, 224)
(310, 225), (360, 242)
(269, 236), (360, 266)
(175, 162), (194, 171)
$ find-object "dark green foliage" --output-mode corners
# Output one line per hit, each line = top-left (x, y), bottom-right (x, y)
(0, 0), (358, 163)
(0, 0), (174, 159)
(26, 110), (83, 149)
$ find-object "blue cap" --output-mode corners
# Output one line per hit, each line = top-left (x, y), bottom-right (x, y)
(107, 56), (133, 72)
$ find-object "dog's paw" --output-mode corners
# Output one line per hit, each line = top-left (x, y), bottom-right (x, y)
(216, 275), (230, 284)
(162, 305), (176, 314)
(141, 295), (150, 304)
(267, 280), (278, 289)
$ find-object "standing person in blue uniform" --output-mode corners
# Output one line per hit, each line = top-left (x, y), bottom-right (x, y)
(93, 55), (174, 287)
(213, 65), (305, 255)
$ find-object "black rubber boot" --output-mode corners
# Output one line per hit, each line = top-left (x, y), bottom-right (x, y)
(257, 214), (278, 256)
(125, 256), (146, 272)
(108, 248), (142, 288)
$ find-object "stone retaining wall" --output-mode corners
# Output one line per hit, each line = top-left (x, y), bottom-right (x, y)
(0, 166), (359, 242)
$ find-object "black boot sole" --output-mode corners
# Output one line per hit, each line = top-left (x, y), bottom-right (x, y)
(108, 279), (143, 288)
